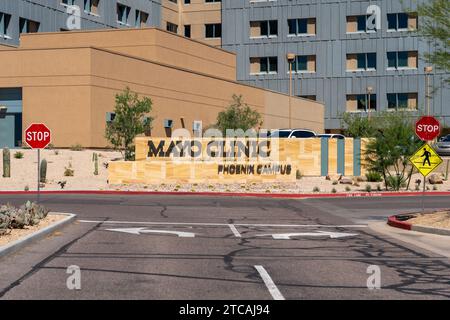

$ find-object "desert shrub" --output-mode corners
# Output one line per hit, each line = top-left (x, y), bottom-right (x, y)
(64, 163), (75, 177)
(386, 175), (406, 191)
(14, 151), (24, 159)
(365, 171), (383, 182)
(70, 144), (83, 151)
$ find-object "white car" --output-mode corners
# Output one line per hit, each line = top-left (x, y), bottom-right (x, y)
(317, 134), (346, 140)
(269, 129), (317, 138)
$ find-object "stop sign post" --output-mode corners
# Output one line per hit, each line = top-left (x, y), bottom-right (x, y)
(24, 124), (52, 203)
(415, 116), (441, 141)
(413, 116), (441, 213)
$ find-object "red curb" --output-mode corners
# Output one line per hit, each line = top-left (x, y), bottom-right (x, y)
(387, 215), (413, 230)
(0, 190), (450, 199)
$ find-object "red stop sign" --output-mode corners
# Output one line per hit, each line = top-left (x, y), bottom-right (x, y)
(25, 123), (52, 149)
(415, 116), (441, 141)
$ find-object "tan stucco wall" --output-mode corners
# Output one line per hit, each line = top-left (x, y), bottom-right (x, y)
(19, 28), (235, 81)
(160, 0), (222, 46)
(161, 0), (181, 34)
(0, 30), (324, 148)
(0, 44), (16, 50)
(181, 0), (222, 47)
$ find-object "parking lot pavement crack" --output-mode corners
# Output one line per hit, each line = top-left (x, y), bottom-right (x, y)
(0, 220), (106, 298)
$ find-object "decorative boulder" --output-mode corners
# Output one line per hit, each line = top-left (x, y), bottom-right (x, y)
(340, 177), (353, 185)
(428, 174), (443, 185)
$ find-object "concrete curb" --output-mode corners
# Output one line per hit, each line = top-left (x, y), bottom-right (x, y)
(0, 190), (450, 199)
(387, 214), (450, 236)
(411, 224), (450, 236)
(387, 215), (413, 230)
(0, 212), (76, 258)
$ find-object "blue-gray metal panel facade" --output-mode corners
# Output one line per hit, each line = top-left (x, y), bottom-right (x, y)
(0, 0), (162, 46)
(222, 0), (450, 130)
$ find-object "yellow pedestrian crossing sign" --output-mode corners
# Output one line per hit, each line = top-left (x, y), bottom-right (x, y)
(409, 143), (443, 177)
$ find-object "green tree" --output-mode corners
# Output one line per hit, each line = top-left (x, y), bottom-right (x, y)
(364, 111), (422, 191)
(341, 112), (376, 138)
(415, 0), (450, 83)
(105, 87), (153, 161)
(215, 94), (262, 135)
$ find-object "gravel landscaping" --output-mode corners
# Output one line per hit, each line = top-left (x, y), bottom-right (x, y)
(0, 149), (449, 194)
(0, 214), (66, 247)
(408, 211), (450, 230)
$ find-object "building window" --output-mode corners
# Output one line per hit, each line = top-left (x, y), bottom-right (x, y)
(346, 15), (377, 33)
(346, 53), (376, 71)
(0, 12), (11, 38)
(205, 23), (221, 38)
(290, 55), (316, 73)
(298, 95), (316, 101)
(61, 0), (76, 5)
(250, 57), (278, 74)
(117, 3), (131, 25)
(205, 0), (221, 2)
(346, 94), (377, 112)
(250, 20), (277, 38)
(184, 25), (191, 38)
(84, 0), (100, 15)
(387, 51), (418, 69)
(287, 18), (316, 36)
(387, 13), (417, 31)
(135, 10), (149, 28)
(167, 22), (178, 34)
(184, 0), (191, 4)
(19, 18), (40, 34)
(387, 93), (418, 110)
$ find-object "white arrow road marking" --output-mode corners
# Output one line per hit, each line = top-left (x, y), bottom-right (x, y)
(79, 220), (367, 228)
(105, 228), (196, 238)
(255, 266), (285, 300)
(257, 231), (358, 240)
(228, 224), (242, 238)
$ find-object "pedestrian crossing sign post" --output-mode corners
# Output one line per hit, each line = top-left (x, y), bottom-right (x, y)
(409, 143), (443, 214)
(409, 143), (443, 177)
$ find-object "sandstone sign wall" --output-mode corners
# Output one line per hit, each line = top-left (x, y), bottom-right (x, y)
(108, 137), (366, 184)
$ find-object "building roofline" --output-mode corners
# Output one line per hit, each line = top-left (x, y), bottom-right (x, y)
(19, 27), (236, 57)
(0, 45), (321, 106)
(0, 43), (18, 49)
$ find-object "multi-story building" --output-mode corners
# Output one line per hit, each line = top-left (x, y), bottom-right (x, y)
(0, 0), (449, 133)
(0, 0), (222, 47)
(222, 0), (449, 131)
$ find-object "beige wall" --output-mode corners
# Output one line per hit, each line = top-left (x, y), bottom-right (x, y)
(20, 28), (235, 81)
(307, 18), (316, 34)
(0, 44), (16, 50)
(0, 37), (324, 147)
(408, 14), (418, 30)
(408, 51), (418, 68)
(346, 95), (358, 111)
(182, 0), (222, 46)
(160, 0), (222, 46)
(346, 54), (357, 70)
(0, 48), (94, 146)
(408, 93), (418, 109)
(347, 17), (357, 32)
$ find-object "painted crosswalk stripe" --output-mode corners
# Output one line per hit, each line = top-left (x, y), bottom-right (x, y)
(254, 265), (285, 300)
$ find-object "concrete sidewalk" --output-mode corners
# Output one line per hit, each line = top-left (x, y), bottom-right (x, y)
(369, 221), (450, 259)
